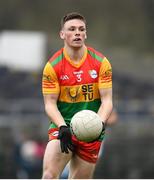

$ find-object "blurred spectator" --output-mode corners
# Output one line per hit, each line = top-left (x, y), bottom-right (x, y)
(14, 135), (45, 179)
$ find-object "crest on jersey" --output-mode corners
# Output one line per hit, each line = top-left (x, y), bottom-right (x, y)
(43, 74), (55, 82)
(89, 70), (98, 79)
(66, 87), (80, 102)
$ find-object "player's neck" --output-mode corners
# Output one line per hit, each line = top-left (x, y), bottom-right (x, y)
(64, 45), (86, 63)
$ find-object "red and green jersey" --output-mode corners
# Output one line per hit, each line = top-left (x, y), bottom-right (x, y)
(42, 46), (112, 128)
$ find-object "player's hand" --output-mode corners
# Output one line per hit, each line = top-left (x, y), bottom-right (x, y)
(102, 121), (106, 133)
(97, 122), (106, 140)
(58, 125), (74, 153)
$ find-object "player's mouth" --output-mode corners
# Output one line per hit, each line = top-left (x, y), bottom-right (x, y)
(73, 38), (82, 42)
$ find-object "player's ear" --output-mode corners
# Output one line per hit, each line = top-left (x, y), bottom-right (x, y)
(60, 30), (65, 40)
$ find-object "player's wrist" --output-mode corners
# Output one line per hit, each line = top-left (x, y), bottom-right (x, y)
(58, 123), (67, 128)
(59, 125), (68, 130)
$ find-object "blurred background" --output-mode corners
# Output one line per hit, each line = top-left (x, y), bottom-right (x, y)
(0, 0), (154, 178)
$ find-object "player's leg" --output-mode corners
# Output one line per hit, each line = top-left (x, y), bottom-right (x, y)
(42, 139), (72, 179)
(68, 136), (102, 179)
(68, 155), (96, 179)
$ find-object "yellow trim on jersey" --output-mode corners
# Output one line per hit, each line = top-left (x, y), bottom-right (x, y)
(63, 47), (87, 68)
(59, 83), (100, 103)
(42, 62), (60, 94)
(98, 57), (112, 89)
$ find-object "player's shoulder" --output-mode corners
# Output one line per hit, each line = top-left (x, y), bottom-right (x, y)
(87, 46), (105, 61)
(48, 48), (64, 64)
(87, 46), (111, 65)
(87, 46), (105, 58)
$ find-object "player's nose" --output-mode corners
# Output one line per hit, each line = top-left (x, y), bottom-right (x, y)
(75, 29), (80, 36)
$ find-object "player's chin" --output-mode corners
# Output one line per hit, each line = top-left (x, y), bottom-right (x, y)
(71, 43), (83, 48)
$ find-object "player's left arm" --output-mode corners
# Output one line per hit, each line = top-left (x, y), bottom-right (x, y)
(97, 57), (113, 124)
(97, 87), (113, 125)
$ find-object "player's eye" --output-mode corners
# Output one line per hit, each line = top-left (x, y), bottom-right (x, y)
(68, 27), (75, 31)
(80, 27), (86, 31)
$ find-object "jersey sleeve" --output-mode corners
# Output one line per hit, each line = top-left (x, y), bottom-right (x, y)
(42, 62), (60, 94)
(98, 57), (112, 89)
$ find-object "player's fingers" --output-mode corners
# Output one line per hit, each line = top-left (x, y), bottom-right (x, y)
(64, 144), (69, 153)
(68, 143), (74, 152)
(57, 133), (62, 139)
(102, 122), (106, 131)
(101, 129), (105, 135)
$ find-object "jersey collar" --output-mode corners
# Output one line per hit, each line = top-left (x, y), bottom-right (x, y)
(63, 47), (87, 68)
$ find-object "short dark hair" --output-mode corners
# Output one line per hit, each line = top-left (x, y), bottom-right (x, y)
(61, 12), (86, 29)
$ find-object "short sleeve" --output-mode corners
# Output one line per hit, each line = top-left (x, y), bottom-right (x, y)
(42, 62), (60, 94)
(98, 57), (112, 89)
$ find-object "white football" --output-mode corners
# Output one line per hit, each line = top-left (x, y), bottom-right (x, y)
(70, 110), (103, 142)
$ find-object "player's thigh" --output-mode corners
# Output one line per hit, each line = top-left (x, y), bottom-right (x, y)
(43, 139), (72, 175)
(69, 155), (96, 179)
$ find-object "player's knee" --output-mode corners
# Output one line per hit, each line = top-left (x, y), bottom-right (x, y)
(69, 169), (94, 179)
(42, 170), (58, 179)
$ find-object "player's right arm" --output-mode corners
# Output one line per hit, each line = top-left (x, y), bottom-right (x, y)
(43, 94), (74, 153)
(42, 62), (73, 153)
(43, 94), (66, 127)
(42, 62), (66, 127)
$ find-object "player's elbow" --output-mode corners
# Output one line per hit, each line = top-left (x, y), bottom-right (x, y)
(44, 102), (53, 116)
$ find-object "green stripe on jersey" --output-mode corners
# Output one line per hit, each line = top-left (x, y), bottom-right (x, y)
(88, 49), (104, 62)
(50, 53), (63, 67)
(49, 99), (101, 129)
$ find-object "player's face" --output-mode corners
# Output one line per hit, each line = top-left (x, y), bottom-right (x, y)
(60, 19), (87, 48)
